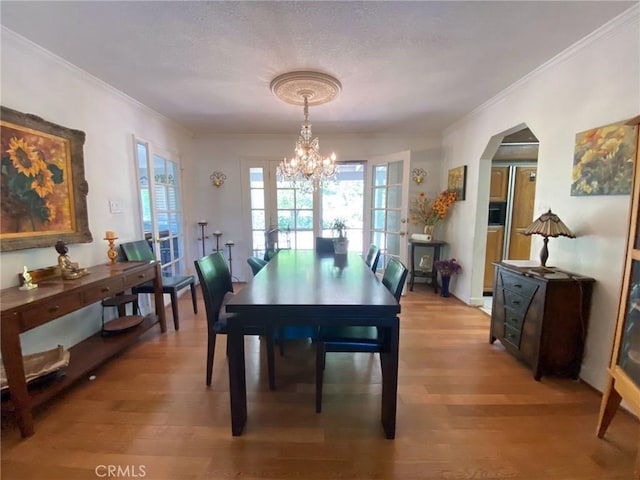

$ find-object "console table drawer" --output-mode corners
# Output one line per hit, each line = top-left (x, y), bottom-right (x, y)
(123, 266), (155, 289)
(19, 293), (83, 331)
(83, 277), (125, 304)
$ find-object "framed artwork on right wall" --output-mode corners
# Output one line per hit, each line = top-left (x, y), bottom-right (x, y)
(447, 165), (467, 201)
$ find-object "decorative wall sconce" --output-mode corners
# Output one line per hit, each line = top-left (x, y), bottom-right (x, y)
(210, 171), (227, 188)
(411, 168), (427, 184)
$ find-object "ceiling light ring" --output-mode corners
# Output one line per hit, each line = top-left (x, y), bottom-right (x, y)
(270, 71), (341, 106)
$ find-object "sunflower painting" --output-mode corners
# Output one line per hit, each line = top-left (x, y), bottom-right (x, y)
(0, 107), (91, 251)
(571, 122), (638, 196)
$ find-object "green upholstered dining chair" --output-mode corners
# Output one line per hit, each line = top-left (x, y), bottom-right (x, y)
(315, 237), (335, 254)
(247, 256), (268, 276)
(196, 252), (275, 389)
(364, 244), (381, 273)
(314, 256), (408, 413)
(120, 240), (197, 330)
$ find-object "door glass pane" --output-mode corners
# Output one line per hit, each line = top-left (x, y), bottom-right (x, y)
(373, 187), (386, 208)
(619, 259), (640, 384)
(168, 186), (178, 210)
(296, 190), (313, 209)
(155, 185), (167, 210)
(388, 185), (402, 209)
(387, 210), (401, 232)
(251, 189), (264, 209)
(248, 167), (266, 257)
(296, 210), (313, 229)
(388, 160), (403, 184)
(167, 160), (178, 186)
(169, 215), (180, 235)
(252, 210), (265, 230)
(156, 213), (169, 236)
(278, 210), (294, 229)
(374, 165), (387, 186)
(372, 210), (386, 230)
(153, 155), (166, 182)
(277, 189), (295, 209)
(387, 233), (400, 256)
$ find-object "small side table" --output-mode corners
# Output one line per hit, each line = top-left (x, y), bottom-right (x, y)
(408, 239), (447, 293)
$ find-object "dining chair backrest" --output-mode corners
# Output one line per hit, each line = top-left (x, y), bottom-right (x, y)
(247, 256), (268, 276)
(364, 244), (381, 272)
(194, 252), (233, 326)
(315, 237), (335, 254)
(120, 240), (156, 264)
(381, 257), (409, 302)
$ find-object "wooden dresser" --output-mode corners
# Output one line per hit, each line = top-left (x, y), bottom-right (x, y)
(1, 261), (166, 437)
(490, 262), (594, 380)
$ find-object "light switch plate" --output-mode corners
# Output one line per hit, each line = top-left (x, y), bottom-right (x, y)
(109, 200), (122, 214)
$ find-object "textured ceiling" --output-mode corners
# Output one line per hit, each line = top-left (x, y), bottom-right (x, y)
(0, 1), (635, 136)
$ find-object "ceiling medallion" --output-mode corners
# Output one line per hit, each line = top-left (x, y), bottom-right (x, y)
(271, 71), (341, 191)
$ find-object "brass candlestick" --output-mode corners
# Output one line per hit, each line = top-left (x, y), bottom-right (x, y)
(105, 237), (119, 264)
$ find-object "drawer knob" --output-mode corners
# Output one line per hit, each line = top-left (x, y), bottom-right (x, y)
(49, 305), (60, 313)
(138, 274), (145, 279)
(514, 283), (522, 288)
(101, 287), (110, 293)
(511, 300), (520, 305)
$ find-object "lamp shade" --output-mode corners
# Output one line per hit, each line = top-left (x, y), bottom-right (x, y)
(523, 209), (575, 238)
(522, 209), (575, 267)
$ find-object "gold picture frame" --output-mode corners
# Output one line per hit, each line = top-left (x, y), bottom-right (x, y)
(1, 106), (92, 251)
(447, 165), (467, 201)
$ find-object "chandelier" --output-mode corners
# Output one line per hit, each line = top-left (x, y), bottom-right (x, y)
(271, 71), (341, 190)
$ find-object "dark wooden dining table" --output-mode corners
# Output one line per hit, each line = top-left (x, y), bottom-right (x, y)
(225, 250), (401, 439)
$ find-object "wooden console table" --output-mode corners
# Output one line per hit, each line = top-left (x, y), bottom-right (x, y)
(0, 261), (167, 438)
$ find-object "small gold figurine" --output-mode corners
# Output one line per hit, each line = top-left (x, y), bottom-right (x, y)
(19, 266), (38, 291)
(55, 240), (89, 280)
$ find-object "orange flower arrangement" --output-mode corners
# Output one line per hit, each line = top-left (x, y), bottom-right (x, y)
(410, 189), (457, 227)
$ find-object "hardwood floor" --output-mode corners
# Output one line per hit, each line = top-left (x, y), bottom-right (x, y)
(2, 285), (638, 479)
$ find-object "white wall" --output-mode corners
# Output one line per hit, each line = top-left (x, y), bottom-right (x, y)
(0, 29), (192, 353)
(439, 7), (640, 389)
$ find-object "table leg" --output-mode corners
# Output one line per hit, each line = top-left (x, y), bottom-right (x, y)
(1, 316), (34, 437)
(152, 263), (167, 333)
(379, 317), (399, 439)
(228, 322), (247, 436)
(432, 245), (441, 294)
(409, 244), (416, 291)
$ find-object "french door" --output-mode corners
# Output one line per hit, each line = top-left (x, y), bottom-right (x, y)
(368, 151), (410, 270)
(243, 160), (365, 258)
(134, 138), (186, 276)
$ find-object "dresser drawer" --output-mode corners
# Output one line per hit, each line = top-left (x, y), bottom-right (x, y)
(504, 324), (522, 348)
(499, 270), (538, 299)
(83, 277), (126, 305)
(123, 266), (155, 289)
(502, 289), (531, 316)
(19, 292), (83, 331)
(504, 310), (525, 331)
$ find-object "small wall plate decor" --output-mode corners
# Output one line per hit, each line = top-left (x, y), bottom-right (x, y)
(571, 120), (638, 196)
(447, 165), (467, 200)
